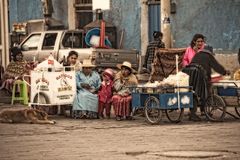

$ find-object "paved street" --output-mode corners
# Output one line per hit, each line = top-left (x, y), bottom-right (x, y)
(0, 105), (240, 160)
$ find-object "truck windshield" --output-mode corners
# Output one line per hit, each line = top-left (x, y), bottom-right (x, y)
(62, 32), (84, 48)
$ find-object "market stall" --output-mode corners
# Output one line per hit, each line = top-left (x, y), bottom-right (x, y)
(149, 48), (186, 82)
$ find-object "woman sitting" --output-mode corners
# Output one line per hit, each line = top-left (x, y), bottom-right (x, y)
(0, 47), (30, 93)
(112, 61), (138, 121)
(62, 50), (82, 71)
(72, 59), (101, 119)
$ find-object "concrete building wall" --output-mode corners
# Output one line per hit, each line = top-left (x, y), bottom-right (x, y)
(8, 0), (68, 30)
(9, 0), (42, 28)
(104, 0), (141, 50)
(8, 0), (240, 52)
(171, 0), (240, 51)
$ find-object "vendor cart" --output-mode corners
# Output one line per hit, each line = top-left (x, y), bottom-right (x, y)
(29, 67), (76, 110)
(129, 85), (193, 124)
(209, 80), (240, 120)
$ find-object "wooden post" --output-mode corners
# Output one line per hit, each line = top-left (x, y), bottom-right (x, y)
(161, 0), (171, 48)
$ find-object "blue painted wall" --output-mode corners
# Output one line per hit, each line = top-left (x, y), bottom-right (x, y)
(171, 0), (240, 50)
(104, 0), (141, 50)
(9, 0), (68, 30)
(8, 0), (240, 51)
(9, 0), (42, 27)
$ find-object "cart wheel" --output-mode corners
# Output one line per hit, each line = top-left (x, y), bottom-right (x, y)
(235, 107), (240, 117)
(204, 94), (226, 121)
(144, 96), (162, 124)
(32, 93), (50, 113)
(165, 108), (184, 123)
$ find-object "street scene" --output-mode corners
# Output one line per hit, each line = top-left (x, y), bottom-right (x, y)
(0, 0), (240, 160)
(0, 105), (240, 160)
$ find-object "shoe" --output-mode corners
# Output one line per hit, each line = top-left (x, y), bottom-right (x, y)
(116, 116), (122, 121)
(200, 111), (205, 116)
(126, 116), (134, 120)
(98, 116), (104, 119)
(189, 114), (201, 121)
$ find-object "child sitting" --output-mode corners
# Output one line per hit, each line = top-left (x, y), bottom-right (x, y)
(98, 68), (114, 119)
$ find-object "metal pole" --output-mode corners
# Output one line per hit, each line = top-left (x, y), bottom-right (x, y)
(161, 0), (171, 48)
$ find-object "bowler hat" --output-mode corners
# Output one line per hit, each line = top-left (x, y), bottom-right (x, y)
(117, 61), (136, 73)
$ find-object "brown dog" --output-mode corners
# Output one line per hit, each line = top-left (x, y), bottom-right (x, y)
(0, 108), (55, 124)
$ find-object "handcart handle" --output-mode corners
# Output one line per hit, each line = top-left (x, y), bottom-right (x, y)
(23, 75), (31, 87)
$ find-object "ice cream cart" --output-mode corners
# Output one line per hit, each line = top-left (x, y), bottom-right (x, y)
(29, 68), (76, 107)
(28, 56), (76, 113)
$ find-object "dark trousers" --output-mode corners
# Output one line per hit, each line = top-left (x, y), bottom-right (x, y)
(98, 102), (111, 117)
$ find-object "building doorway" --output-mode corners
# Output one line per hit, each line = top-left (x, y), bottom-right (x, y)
(148, 0), (161, 42)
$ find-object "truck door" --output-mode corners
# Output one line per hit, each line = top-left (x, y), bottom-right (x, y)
(21, 33), (42, 62)
(39, 32), (61, 62)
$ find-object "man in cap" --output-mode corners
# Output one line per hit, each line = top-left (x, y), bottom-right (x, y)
(143, 31), (165, 72)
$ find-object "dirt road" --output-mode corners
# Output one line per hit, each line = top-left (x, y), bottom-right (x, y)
(0, 106), (240, 160)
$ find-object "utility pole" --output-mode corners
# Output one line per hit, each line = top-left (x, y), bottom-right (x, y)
(0, 0), (9, 68)
(141, 0), (149, 57)
(161, 0), (171, 48)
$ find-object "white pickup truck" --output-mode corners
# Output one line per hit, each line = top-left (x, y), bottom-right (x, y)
(19, 30), (139, 71)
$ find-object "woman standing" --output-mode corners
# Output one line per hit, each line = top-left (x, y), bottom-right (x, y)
(182, 34), (205, 67)
(112, 61), (138, 121)
(72, 59), (101, 119)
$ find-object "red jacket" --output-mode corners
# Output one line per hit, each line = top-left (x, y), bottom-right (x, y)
(98, 80), (113, 104)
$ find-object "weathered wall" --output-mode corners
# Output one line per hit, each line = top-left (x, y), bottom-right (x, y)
(215, 53), (239, 75)
(8, 0), (239, 51)
(171, 0), (240, 51)
(104, 0), (141, 50)
(9, 0), (68, 29)
(9, 0), (42, 26)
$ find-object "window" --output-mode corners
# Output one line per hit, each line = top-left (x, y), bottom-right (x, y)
(75, 0), (93, 29)
(62, 32), (84, 48)
(148, 0), (160, 5)
(42, 33), (57, 50)
(21, 34), (41, 50)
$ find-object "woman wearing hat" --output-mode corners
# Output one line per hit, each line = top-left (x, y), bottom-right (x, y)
(72, 59), (101, 119)
(0, 47), (30, 92)
(112, 61), (138, 121)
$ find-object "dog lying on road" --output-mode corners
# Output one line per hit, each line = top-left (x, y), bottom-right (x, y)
(0, 108), (56, 124)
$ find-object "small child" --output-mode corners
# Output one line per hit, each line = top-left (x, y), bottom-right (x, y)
(98, 68), (114, 119)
